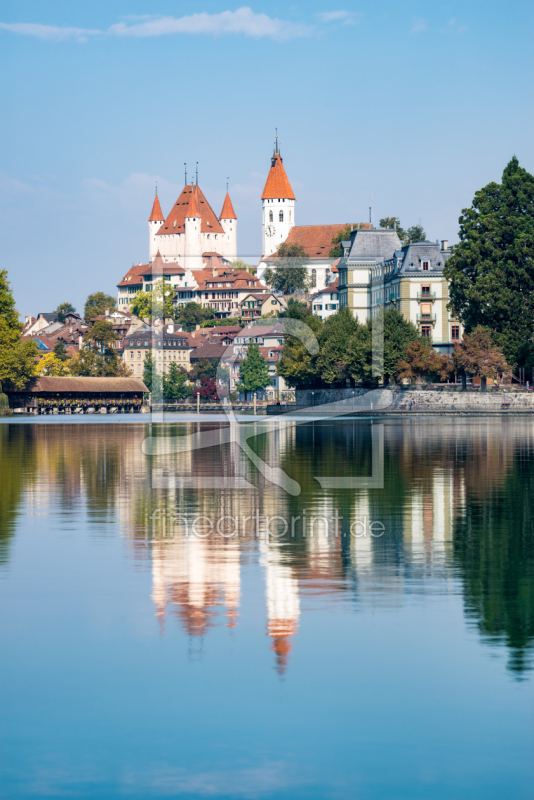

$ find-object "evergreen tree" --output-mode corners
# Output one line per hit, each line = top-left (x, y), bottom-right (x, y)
(236, 343), (271, 394)
(163, 363), (192, 400)
(264, 243), (309, 294)
(316, 307), (360, 386)
(0, 269), (38, 390)
(142, 352), (157, 392)
(53, 341), (68, 362)
(444, 156), (534, 362)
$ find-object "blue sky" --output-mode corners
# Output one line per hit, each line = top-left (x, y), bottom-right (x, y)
(1, 0), (533, 316)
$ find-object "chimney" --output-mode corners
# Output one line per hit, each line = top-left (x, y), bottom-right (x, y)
(69, 325), (73, 334)
(78, 335), (83, 347)
(105, 308), (109, 316)
(441, 240), (448, 251)
(168, 324), (174, 333)
(196, 324), (200, 331)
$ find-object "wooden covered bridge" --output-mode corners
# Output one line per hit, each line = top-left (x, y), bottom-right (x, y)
(7, 377), (149, 414)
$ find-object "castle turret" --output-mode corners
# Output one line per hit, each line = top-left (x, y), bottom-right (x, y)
(184, 185), (203, 271)
(148, 191), (165, 263)
(261, 137), (295, 257)
(219, 191), (237, 261)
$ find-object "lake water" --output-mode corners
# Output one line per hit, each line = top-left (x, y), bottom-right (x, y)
(0, 415), (533, 799)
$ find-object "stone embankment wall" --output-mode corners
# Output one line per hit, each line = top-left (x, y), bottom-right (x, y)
(295, 388), (368, 406)
(388, 390), (534, 412)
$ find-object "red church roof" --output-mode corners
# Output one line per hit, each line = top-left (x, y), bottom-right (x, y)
(219, 192), (237, 219)
(261, 153), (295, 201)
(149, 194), (164, 222)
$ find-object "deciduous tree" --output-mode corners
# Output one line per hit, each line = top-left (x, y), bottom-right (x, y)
(236, 343), (271, 394)
(37, 353), (71, 376)
(175, 301), (216, 331)
(453, 326), (509, 390)
(0, 269), (38, 390)
(84, 292), (116, 322)
(163, 363), (191, 401)
(54, 302), (76, 323)
(264, 243), (309, 294)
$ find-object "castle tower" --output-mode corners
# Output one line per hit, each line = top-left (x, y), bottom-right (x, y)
(261, 137), (296, 257)
(219, 191), (237, 261)
(184, 185), (203, 271)
(148, 191), (165, 263)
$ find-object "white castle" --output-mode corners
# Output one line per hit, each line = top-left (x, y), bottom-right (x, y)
(148, 181), (237, 269)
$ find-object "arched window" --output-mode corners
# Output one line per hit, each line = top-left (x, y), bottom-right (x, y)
(269, 210), (273, 222)
(289, 210), (292, 222)
(311, 269), (317, 288)
(279, 211), (284, 222)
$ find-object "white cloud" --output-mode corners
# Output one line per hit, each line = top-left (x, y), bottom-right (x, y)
(107, 8), (313, 41)
(441, 17), (467, 34)
(0, 22), (100, 42)
(410, 17), (428, 34)
(316, 11), (362, 25)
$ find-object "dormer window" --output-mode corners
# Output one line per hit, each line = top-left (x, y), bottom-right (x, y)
(423, 261), (429, 271)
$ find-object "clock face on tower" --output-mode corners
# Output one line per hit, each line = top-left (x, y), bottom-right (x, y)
(265, 225), (276, 237)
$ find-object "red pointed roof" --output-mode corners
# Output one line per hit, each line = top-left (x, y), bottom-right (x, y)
(220, 192), (237, 220)
(261, 153), (295, 201)
(186, 186), (201, 218)
(149, 194), (164, 222)
(156, 184), (224, 236)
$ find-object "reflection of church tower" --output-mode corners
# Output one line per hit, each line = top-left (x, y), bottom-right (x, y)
(261, 540), (300, 674)
(261, 136), (296, 258)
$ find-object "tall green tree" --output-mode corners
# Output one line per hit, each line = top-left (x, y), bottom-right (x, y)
(54, 302), (76, 323)
(236, 343), (271, 394)
(0, 269), (38, 390)
(53, 341), (68, 362)
(163, 363), (192, 401)
(277, 303), (323, 387)
(316, 307), (360, 386)
(264, 243), (309, 294)
(84, 292), (116, 322)
(444, 156), (534, 363)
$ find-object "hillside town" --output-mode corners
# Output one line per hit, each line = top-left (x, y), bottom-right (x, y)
(2, 147), (533, 413)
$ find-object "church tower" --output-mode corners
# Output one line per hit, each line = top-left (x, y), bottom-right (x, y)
(261, 137), (295, 257)
(148, 190), (165, 263)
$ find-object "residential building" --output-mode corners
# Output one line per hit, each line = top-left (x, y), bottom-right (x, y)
(310, 279), (339, 320)
(225, 323), (288, 396)
(240, 293), (287, 320)
(122, 324), (197, 376)
(338, 229), (462, 352)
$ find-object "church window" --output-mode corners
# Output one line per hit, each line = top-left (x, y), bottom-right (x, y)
(311, 269), (317, 288)
(279, 211), (284, 222)
(289, 211), (292, 222)
(269, 210), (273, 222)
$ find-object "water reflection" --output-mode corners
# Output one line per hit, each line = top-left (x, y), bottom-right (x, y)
(1, 417), (533, 676)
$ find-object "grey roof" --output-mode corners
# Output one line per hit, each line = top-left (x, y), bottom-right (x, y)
(347, 229), (402, 261)
(39, 312), (59, 322)
(397, 242), (451, 273)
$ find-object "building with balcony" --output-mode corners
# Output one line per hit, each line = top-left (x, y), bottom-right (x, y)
(338, 229), (462, 353)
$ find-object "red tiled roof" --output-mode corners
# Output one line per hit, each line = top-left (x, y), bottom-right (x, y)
(264, 225), (352, 262)
(193, 267), (267, 293)
(219, 193), (237, 219)
(157, 184), (224, 236)
(149, 194), (164, 222)
(117, 263), (147, 288)
(261, 154), (295, 200)
(311, 278), (339, 299)
(145, 251), (185, 276)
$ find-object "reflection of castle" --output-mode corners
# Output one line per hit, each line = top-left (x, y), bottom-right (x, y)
(260, 539), (300, 675)
(151, 534), (241, 635)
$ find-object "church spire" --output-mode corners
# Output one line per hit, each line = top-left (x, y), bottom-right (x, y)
(262, 137), (295, 200)
(220, 192), (237, 220)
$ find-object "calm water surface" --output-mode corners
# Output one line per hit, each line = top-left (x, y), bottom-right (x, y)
(0, 416), (533, 799)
